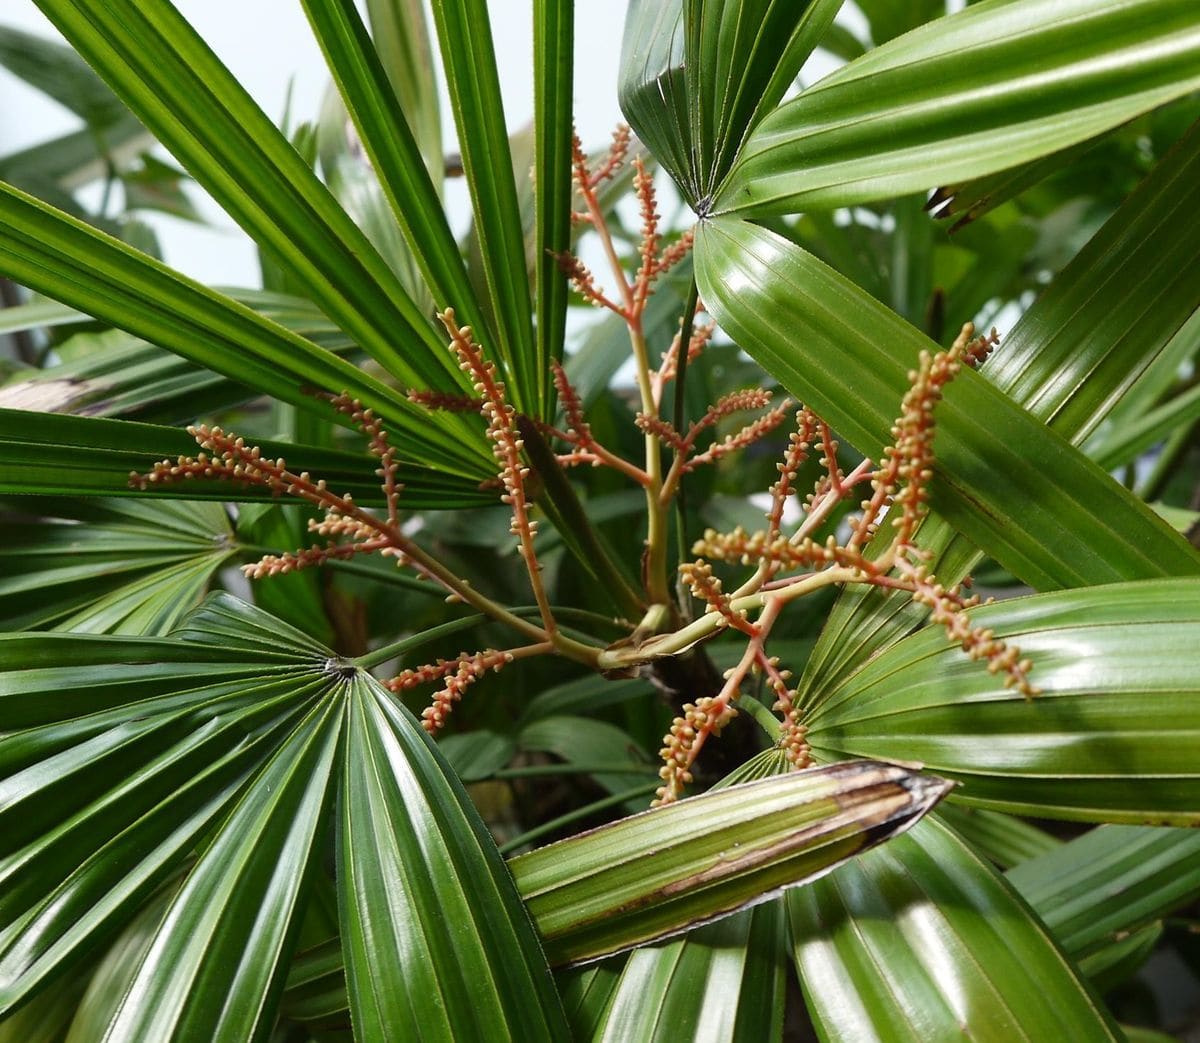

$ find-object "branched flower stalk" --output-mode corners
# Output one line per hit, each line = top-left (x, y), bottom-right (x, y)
(134, 122), (1031, 785)
(437, 308), (556, 638)
(563, 129), (701, 606)
(559, 127), (789, 615)
(617, 322), (1035, 803)
(131, 330), (602, 732)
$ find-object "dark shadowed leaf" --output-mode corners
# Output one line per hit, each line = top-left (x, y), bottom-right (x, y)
(619, 0), (842, 204)
(0, 497), (233, 634)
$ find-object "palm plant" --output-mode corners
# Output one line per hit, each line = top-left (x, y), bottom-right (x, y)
(2, 0), (1200, 1039)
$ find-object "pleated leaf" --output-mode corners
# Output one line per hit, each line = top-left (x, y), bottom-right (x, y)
(300, 0), (493, 358)
(31, 0), (470, 396)
(716, 0), (1200, 215)
(338, 677), (568, 1042)
(798, 115), (1200, 708)
(60, 884), (180, 1043)
(364, 0), (442, 175)
(0, 596), (336, 1020)
(557, 961), (625, 1041)
(570, 735), (793, 1042)
(1007, 825), (1200, 964)
(510, 760), (952, 965)
(533, 0), (574, 411)
(928, 129), (1120, 228)
(617, 1), (690, 199)
(618, 0), (842, 205)
(588, 903), (787, 1043)
(426, 0), (537, 411)
(933, 806), (1060, 870)
(0, 180), (490, 475)
(686, 0), (844, 201)
(0, 115), (147, 202)
(1087, 377), (1200, 472)
(92, 697), (344, 1042)
(279, 937), (350, 1036)
(0, 299), (89, 337)
(0, 288), (352, 345)
(806, 578), (1200, 824)
(694, 216), (1200, 590)
(0, 498), (234, 634)
(518, 715), (657, 805)
(854, 0), (942, 47)
(0, 291), (354, 424)
(0, 408), (490, 508)
(988, 118), (1200, 443)
(0, 595), (577, 1036)
(0, 335), (252, 425)
(789, 817), (1121, 1041)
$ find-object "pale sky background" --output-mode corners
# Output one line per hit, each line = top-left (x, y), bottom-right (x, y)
(0, 0), (630, 286)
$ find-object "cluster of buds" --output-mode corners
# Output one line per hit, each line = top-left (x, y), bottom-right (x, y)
(387, 649), (514, 733)
(654, 314), (716, 401)
(136, 314), (571, 731)
(134, 426), (291, 493)
(652, 322), (1037, 802)
(905, 566), (1035, 694)
(656, 696), (739, 804)
(436, 309), (555, 635)
(326, 393), (400, 524)
(561, 127), (693, 323)
(758, 655), (811, 769)
(544, 359), (650, 485)
(132, 417), (397, 581)
(640, 388), (792, 481)
(574, 123), (630, 196)
(678, 560), (756, 636)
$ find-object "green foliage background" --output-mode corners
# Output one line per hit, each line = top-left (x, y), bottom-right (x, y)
(1, 0), (1199, 1039)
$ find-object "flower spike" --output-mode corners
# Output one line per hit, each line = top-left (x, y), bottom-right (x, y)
(437, 308), (557, 637)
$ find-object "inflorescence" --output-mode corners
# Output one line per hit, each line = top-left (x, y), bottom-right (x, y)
(132, 123), (1031, 797)
(651, 322), (1030, 804)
